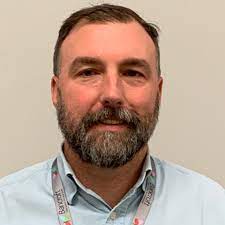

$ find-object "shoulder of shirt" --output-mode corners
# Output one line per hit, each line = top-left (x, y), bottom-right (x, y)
(152, 156), (225, 191)
(0, 158), (55, 192)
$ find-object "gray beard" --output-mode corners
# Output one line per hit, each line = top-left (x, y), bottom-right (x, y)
(56, 90), (160, 168)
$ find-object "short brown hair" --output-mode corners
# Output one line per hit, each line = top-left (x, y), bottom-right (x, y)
(53, 4), (161, 76)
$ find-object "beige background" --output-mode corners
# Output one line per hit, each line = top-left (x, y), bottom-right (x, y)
(0, 0), (224, 187)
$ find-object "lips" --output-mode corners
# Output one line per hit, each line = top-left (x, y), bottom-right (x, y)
(101, 119), (124, 125)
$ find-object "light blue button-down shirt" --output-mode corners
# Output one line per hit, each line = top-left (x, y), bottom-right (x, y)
(0, 150), (225, 225)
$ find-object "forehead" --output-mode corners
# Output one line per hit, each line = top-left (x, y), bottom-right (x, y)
(60, 21), (157, 70)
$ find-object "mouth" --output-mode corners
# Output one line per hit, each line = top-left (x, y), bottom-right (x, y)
(101, 119), (124, 125)
(89, 119), (127, 132)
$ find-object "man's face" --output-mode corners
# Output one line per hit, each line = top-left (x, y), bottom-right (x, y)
(51, 21), (163, 168)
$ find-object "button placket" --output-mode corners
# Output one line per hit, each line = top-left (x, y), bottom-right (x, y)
(110, 211), (117, 220)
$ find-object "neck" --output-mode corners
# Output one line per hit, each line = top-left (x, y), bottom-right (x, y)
(63, 142), (148, 208)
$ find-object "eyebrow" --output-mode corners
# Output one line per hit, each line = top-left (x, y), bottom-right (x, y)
(69, 56), (152, 76)
(69, 57), (105, 75)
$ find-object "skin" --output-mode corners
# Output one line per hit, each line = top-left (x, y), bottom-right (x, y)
(51, 21), (163, 207)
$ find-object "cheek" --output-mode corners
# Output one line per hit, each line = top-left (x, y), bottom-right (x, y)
(62, 84), (99, 115)
(126, 87), (157, 115)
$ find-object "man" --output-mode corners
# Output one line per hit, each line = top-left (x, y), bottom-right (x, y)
(0, 4), (225, 225)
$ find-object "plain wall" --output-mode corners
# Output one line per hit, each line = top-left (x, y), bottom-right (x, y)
(0, 0), (224, 187)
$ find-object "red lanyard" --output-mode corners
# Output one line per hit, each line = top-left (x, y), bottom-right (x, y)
(51, 158), (156, 225)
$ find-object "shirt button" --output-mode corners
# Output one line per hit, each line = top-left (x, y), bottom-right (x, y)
(110, 211), (117, 220)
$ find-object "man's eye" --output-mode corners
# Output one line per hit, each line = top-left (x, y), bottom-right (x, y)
(78, 69), (100, 77)
(122, 70), (144, 77)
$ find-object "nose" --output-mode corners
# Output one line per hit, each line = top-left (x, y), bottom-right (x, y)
(99, 73), (125, 108)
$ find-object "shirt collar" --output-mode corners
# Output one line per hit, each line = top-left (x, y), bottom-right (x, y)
(56, 146), (153, 205)
(132, 150), (153, 192)
(57, 150), (78, 205)
(141, 152), (155, 191)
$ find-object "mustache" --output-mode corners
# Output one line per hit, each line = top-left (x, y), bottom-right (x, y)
(80, 107), (141, 129)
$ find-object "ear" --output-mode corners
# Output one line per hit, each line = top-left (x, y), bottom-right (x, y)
(158, 75), (163, 99)
(51, 75), (59, 108)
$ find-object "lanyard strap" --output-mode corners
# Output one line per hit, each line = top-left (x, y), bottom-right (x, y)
(52, 159), (73, 225)
(52, 157), (156, 225)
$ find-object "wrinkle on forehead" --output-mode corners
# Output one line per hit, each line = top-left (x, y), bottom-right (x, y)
(60, 21), (157, 76)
